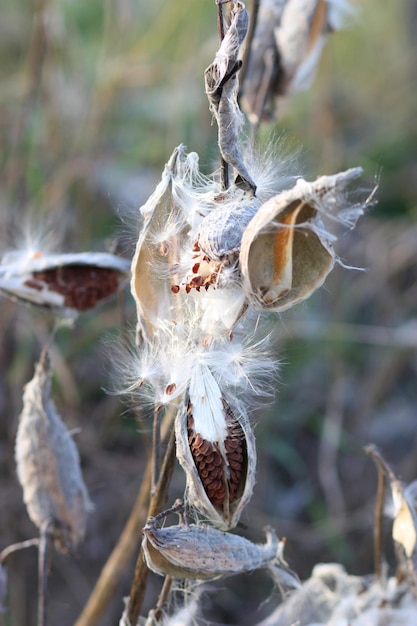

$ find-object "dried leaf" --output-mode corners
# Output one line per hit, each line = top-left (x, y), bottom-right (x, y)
(175, 391), (256, 529)
(0, 251), (129, 313)
(143, 521), (278, 580)
(205, 2), (256, 192)
(240, 167), (363, 311)
(15, 351), (92, 552)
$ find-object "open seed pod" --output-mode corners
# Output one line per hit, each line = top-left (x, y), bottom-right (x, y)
(130, 146), (195, 341)
(143, 520), (278, 580)
(0, 251), (130, 313)
(175, 383), (256, 529)
(15, 350), (92, 553)
(240, 167), (363, 312)
(241, 0), (352, 122)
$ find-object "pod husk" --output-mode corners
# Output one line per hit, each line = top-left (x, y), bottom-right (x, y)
(143, 522), (277, 580)
(130, 146), (191, 341)
(175, 395), (256, 529)
(0, 251), (130, 313)
(240, 168), (362, 311)
(15, 351), (92, 552)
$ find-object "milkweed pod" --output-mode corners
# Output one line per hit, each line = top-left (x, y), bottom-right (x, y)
(365, 444), (417, 597)
(389, 477), (417, 596)
(0, 250), (130, 313)
(143, 520), (280, 580)
(15, 350), (92, 552)
(241, 0), (353, 122)
(175, 394), (256, 529)
(130, 146), (196, 340)
(240, 167), (363, 312)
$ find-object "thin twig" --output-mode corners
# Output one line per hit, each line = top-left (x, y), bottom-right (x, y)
(152, 405), (163, 494)
(145, 576), (173, 626)
(38, 522), (53, 626)
(74, 408), (176, 626)
(364, 445), (392, 581)
(0, 538), (39, 565)
(216, 0), (230, 190)
(127, 427), (177, 626)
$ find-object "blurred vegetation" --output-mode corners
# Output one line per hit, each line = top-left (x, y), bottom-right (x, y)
(0, 0), (416, 625)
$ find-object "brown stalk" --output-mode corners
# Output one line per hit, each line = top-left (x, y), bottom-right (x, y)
(216, 0), (230, 191)
(37, 522), (53, 626)
(364, 444), (393, 581)
(147, 575), (173, 625)
(127, 427), (177, 626)
(0, 539), (39, 564)
(75, 406), (176, 626)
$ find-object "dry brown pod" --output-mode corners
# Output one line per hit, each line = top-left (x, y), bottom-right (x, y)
(15, 350), (92, 552)
(240, 167), (363, 312)
(143, 518), (286, 581)
(175, 392), (256, 530)
(0, 251), (130, 314)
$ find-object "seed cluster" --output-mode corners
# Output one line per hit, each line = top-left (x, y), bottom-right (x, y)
(27, 265), (123, 311)
(187, 401), (246, 511)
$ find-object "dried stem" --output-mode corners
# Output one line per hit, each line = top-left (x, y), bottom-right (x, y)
(145, 575), (173, 626)
(127, 426), (177, 626)
(216, 0), (230, 190)
(37, 522), (53, 626)
(364, 444), (392, 581)
(75, 408), (176, 626)
(152, 405), (163, 494)
(0, 538), (39, 564)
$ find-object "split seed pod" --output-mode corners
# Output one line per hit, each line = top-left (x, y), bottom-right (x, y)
(240, 167), (363, 311)
(241, 0), (352, 122)
(175, 391), (256, 529)
(15, 351), (92, 552)
(143, 520), (279, 580)
(0, 251), (130, 313)
(130, 146), (193, 340)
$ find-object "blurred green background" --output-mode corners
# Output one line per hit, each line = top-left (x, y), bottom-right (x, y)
(0, 0), (416, 624)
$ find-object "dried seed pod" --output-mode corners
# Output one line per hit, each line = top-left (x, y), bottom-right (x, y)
(143, 520), (278, 580)
(197, 197), (260, 266)
(130, 146), (193, 340)
(0, 251), (130, 313)
(15, 351), (92, 553)
(241, 0), (352, 123)
(240, 168), (363, 311)
(205, 2), (256, 192)
(391, 481), (417, 597)
(175, 388), (256, 529)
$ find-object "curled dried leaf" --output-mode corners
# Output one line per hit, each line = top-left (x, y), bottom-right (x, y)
(240, 168), (363, 311)
(0, 251), (130, 313)
(143, 519), (278, 580)
(15, 351), (92, 553)
(175, 392), (256, 529)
